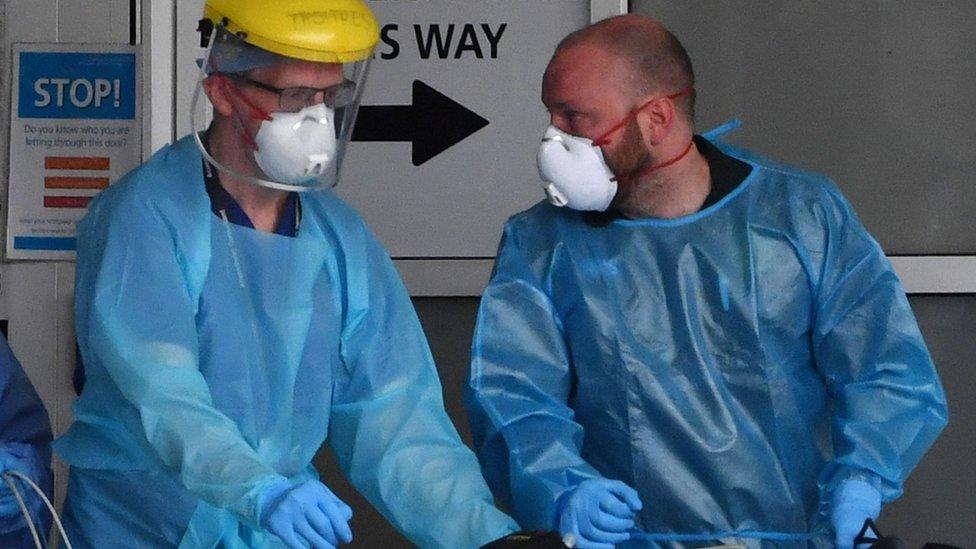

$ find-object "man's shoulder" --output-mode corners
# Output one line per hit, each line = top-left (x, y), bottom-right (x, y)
(88, 135), (203, 216)
(720, 146), (861, 240)
(716, 143), (848, 210)
(504, 199), (581, 236)
(79, 136), (210, 247)
(301, 188), (372, 240)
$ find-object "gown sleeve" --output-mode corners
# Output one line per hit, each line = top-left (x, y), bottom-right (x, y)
(327, 227), (519, 549)
(810, 186), (948, 503)
(467, 223), (603, 530)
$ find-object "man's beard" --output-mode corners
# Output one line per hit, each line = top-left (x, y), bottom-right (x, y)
(606, 118), (652, 212)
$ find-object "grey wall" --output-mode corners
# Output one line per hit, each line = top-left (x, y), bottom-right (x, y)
(316, 296), (973, 548)
(882, 296), (975, 547)
(633, 1), (976, 255)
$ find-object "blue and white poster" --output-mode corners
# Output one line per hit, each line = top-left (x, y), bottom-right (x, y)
(6, 43), (141, 260)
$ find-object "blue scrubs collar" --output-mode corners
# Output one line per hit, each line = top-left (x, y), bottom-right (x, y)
(202, 156), (301, 238)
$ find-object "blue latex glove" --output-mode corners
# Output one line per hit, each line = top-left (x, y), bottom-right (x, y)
(831, 479), (882, 549)
(260, 479), (353, 549)
(557, 478), (642, 549)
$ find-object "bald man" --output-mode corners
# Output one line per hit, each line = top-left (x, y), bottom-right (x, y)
(466, 14), (947, 549)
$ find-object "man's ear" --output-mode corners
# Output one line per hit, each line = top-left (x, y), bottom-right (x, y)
(203, 74), (235, 117)
(636, 95), (676, 147)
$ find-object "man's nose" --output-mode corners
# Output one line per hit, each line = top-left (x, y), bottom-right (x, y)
(550, 115), (571, 133)
(304, 90), (326, 109)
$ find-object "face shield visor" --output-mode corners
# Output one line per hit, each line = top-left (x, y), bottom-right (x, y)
(191, 26), (371, 192)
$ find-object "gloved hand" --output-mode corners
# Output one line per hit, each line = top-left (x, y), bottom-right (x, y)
(557, 478), (642, 549)
(831, 479), (882, 549)
(259, 479), (353, 549)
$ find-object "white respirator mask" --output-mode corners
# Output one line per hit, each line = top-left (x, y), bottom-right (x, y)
(537, 125), (617, 212)
(252, 103), (338, 186)
(190, 24), (373, 192)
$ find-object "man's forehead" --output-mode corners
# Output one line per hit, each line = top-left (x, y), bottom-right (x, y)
(543, 44), (621, 104)
(548, 42), (623, 81)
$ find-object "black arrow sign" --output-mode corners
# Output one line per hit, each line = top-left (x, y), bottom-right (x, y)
(352, 80), (490, 166)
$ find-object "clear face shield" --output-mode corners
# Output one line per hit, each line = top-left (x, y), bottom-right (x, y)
(191, 26), (371, 192)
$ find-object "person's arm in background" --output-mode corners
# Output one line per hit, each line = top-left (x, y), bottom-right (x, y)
(466, 222), (640, 548)
(0, 333), (54, 543)
(73, 198), (287, 526)
(810, 186), (948, 548)
(326, 226), (520, 549)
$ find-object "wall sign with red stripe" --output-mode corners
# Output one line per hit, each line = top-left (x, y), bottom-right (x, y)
(6, 43), (142, 260)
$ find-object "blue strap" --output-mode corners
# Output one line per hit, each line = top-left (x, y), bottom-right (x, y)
(702, 119), (743, 141)
(629, 527), (825, 543)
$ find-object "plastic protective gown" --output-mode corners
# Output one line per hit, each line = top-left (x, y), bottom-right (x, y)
(467, 135), (948, 547)
(0, 334), (54, 546)
(55, 135), (517, 548)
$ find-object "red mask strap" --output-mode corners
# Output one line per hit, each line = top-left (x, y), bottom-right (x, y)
(593, 87), (694, 147)
(614, 139), (695, 184)
(213, 73), (274, 123)
(211, 73), (271, 150)
(234, 115), (260, 151)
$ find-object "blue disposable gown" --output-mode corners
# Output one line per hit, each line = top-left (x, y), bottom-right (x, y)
(56, 135), (517, 548)
(0, 333), (54, 546)
(467, 135), (948, 547)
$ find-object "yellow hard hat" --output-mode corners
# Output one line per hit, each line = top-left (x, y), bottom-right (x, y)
(203, 0), (379, 63)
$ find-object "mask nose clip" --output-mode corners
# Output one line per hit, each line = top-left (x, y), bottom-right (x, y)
(292, 111), (331, 131)
(541, 134), (570, 152)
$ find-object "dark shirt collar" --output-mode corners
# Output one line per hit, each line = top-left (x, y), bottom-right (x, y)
(584, 134), (752, 226)
(201, 156), (301, 238)
(695, 134), (752, 210)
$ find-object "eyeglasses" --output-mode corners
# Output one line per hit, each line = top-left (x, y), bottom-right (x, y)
(231, 75), (358, 112)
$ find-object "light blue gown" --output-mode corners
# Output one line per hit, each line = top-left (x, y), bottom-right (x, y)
(56, 135), (517, 548)
(467, 134), (948, 547)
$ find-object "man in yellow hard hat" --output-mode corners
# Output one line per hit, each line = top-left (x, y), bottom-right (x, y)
(54, 2), (534, 547)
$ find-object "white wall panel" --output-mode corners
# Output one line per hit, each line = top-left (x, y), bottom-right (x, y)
(58, 0), (130, 44)
(5, 0), (59, 43)
(591, 0), (628, 22)
(891, 257), (976, 294)
(144, 0), (175, 155)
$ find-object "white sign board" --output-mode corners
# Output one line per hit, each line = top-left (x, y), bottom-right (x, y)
(340, 2), (591, 259)
(172, 1), (590, 292)
(6, 43), (142, 260)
